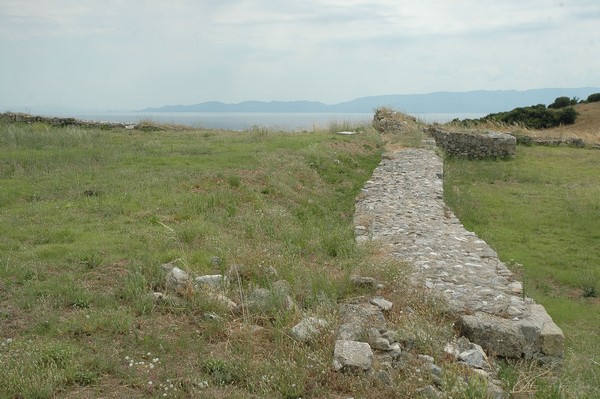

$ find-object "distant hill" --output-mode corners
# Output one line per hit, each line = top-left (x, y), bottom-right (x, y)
(141, 88), (600, 114)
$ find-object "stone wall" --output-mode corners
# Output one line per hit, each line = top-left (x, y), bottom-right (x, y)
(429, 127), (516, 159)
(354, 147), (564, 364)
(511, 133), (586, 148)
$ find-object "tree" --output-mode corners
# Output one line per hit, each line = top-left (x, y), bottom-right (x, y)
(548, 96), (573, 109)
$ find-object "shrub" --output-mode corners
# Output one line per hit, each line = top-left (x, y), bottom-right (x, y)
(548, 96), (577, 109)
(556, 107), (578, 125)
(587, 93), (600, 103)
(481, 104), (578, 129)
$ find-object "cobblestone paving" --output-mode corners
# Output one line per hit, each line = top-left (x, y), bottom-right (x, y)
(354, 144), (530, 318)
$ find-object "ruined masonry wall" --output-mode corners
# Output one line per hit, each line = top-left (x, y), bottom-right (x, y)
(354, 143), (563, 361)
(429, 127), (516, 159)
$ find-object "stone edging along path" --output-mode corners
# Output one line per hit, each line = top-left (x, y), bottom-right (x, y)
(354, 139), (564, 362)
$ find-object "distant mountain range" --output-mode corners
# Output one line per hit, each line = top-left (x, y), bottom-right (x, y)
(140, 87), (600, 114)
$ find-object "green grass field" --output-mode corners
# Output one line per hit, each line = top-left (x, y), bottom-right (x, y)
(3, 118), (597, 398)
(1, 121), (483, 398)
(444, 145), (600, 398)
(0, 122), (384, 398)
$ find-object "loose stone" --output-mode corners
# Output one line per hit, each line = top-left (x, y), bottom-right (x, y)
(370, 296), (393, 310)
(290, 317), (328, 343)
(333, 340), (374, 373)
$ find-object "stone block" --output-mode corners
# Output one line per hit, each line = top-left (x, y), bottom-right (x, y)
(531, 304), (564, 358)
(460, 307), (564, 361)
(333, 340), (373, 373)
(429, 128), (516, 159)
(459, 313), (525, 358)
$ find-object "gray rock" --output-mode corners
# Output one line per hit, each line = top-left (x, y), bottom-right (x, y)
(290, 317), (328, 342)
(337, 323), (364, 341)
(350, 276), (378, 289)
(165, 267), (192, 296)
(528, 304), (565, 358)
(381, 329), (398, 344)
(338, 303), (386, 329)
(428, 363), (443, 378)
(195, 274), (228, 288)
(460, 312), (526, 358)
(388, 343), (402, 359)
(337, 303), (386, 341)
(370, 296), (393, 311)
(458, 343), (489, 369)
(333, 340), (373, 373)
(370, 337), (391, 351)
(207, 292), (237, 311)
(244, 286), (296, 314)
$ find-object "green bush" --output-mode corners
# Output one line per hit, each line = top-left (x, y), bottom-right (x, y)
(548, 96), (575, 109)
(482, 104), (578, 129)
(587, 93), (600, 103)
(556, 107), (578, 125)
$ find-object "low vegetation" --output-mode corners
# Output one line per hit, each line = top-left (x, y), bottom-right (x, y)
(457, 103), (578, 130)
(450, 95), (600, 130)
(0, 120), (488, 398)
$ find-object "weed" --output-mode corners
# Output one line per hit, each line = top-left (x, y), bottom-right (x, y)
(79, 251), (103, 269)
(579, 270), (599, 298)
(201, 357), (248, 386)
(227, 174), (242, 188)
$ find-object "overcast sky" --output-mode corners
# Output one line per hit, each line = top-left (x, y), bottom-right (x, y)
(1, 0), (599, 110)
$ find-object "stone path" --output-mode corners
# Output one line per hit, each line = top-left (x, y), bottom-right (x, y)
(354, 142), (564, 360)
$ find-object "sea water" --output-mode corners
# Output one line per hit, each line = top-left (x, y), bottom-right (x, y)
(34, 111), (486, 131)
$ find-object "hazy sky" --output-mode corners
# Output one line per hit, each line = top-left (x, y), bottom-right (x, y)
(1, 0), (599, 110)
